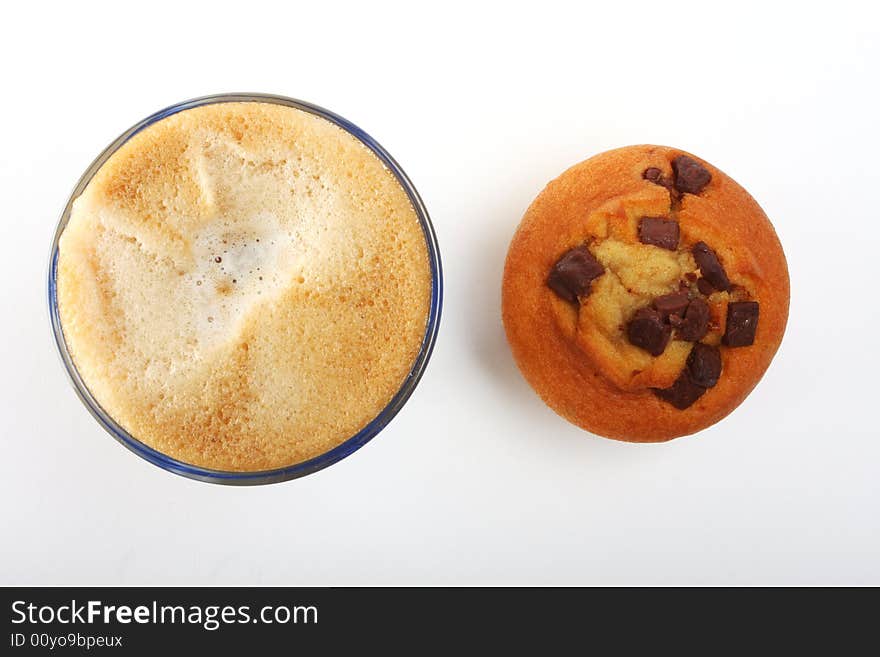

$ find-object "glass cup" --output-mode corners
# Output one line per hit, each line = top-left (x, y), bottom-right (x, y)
(47, 93), (443, 485)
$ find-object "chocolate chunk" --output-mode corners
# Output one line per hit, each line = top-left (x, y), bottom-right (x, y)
(643, 167), (663, 182)
(643, 167), (677, 194)
(653, 372), (706, 410)
(692, 242), (730, 291)
(638, 217), (680, 251)
(654, 342), (721, 409)
(627, 307), (672, 356)
(672, 155), (712, 195)
(677, 297), (710, 342)
(723, 301), (759, 347)
(685, 272), (698, 283)
(546, 246), (604, 303)
(696, 277), (715, 296)
(687, 343), (722, 388)
(653, 290), (690, 320)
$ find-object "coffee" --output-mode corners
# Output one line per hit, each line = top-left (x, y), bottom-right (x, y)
(56, 101), (432, 471)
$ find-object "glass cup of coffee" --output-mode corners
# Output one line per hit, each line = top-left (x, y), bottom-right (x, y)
(48, 93), (442, 485)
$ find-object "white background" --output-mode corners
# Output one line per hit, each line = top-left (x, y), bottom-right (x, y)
(1, 1), (878, 585)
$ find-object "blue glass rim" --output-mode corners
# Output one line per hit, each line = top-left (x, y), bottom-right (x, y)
(47, 92), (443, 486)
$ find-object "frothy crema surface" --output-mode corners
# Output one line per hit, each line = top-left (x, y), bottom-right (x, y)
(57, 102), (432, 471)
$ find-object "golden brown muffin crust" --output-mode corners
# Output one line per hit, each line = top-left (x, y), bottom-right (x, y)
(502, 145), (789, 441)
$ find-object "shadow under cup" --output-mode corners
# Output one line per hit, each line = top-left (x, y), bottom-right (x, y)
(47, 93), (443, 485)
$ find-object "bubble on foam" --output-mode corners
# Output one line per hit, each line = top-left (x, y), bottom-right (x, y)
(185, 212), (299, 343)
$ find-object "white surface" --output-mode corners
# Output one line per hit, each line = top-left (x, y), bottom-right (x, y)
(1, 1), (878, 585)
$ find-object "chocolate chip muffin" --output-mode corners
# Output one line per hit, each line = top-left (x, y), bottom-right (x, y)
(502, 145), (789, 441)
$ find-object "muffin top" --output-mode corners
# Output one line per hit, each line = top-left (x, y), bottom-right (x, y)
(502, 145), (788, 441)
(57, 102), (431, 470)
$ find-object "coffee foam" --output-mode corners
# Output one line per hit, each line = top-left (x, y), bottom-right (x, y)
(185, 212), (300, 345)
(57, 102), (432, 471)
